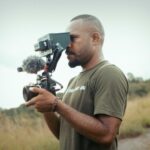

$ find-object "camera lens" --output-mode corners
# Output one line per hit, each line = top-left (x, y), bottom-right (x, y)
(23, 86), (38, 102)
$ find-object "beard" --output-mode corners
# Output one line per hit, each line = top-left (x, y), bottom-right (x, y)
(66, 48), (81, 68)
(68, 59), (81, 68)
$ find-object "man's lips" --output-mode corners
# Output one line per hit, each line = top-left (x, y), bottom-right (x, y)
(65, 48), (75, 55)
(65, 49), (76, 60)
(67, 54), (75, 60)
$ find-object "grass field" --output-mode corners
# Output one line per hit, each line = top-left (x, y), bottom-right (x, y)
(0, 95), (150, 149)
(120, 94), (150, 138)
(0, 114), (59, 150)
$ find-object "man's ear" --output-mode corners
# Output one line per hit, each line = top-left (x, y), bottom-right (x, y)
(91, 32), (101, 45)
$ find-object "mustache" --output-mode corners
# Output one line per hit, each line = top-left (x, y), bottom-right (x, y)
(65, 48), (75, 55)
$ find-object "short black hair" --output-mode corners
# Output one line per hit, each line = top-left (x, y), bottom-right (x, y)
(71, 14), (105, 41)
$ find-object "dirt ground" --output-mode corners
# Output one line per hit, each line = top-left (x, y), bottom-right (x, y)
(118, 130), (150, 150)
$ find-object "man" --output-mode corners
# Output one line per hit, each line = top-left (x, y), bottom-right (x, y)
(26, 14), (128, 150)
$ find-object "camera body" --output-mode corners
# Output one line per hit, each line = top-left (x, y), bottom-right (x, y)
(34, 32), (70, 56)
(23, 73), (57, 101)
(21, 32), (70, 101)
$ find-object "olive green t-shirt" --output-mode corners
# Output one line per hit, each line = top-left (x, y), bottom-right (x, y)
(59, 60), (128, 150)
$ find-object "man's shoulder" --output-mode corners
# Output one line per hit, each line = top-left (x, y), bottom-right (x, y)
(93, 60), (128, 84)
(96, 61), (124, 75)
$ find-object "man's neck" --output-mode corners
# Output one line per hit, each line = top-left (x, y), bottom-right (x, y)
(82, 54), (104, 71)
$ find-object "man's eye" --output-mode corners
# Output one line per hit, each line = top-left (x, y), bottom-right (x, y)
(70, 35), (77, 42)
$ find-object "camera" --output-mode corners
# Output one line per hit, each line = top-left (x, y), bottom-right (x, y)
(34, 32), (70, 57)
(19, 32), (71, 101)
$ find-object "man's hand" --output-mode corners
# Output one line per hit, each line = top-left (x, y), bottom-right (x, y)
(25, 87), (56, 112)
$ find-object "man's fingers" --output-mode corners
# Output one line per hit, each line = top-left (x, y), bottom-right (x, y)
(29, 87), (42, 93)
(25, 87), (45, 107)
(25, 97), (36, 107)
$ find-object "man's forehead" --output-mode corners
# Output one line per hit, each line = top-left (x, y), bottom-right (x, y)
(66, 19), (85, 32)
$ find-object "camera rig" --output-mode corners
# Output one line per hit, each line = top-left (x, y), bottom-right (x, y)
(22, 32), (71, 101)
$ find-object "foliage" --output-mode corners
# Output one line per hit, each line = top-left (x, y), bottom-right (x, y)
(128, 81), (150, 98)
(126, 73), (150, 98)
(120, 95), (150, 138)
(0, 105), (59, 150)
(127, 72), (144, 83)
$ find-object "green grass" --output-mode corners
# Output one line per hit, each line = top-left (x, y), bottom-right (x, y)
(0, 114), (59, 150)
(119, 94), (150, 138)
(1, 95), (150, 148)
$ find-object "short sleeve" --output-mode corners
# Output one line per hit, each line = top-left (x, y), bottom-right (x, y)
(92, 65), (128, 120)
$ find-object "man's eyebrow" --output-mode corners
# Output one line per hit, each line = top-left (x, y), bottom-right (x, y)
(70, 34), (79, 38)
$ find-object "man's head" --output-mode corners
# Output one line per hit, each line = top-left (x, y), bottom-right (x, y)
(71, 14), (105, 44)
(66, 14), (105, 69)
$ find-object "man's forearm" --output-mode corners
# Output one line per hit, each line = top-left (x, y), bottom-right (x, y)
(43, 112), (60, 139)
(56, 100), (120, 144)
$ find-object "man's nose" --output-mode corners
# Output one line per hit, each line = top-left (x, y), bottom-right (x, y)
(67, 42), (72, 48)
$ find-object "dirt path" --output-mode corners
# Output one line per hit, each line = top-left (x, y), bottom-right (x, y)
(118, 130), (150, 150)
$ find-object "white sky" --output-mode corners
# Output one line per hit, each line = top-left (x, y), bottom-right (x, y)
(0, 0), (150, 108)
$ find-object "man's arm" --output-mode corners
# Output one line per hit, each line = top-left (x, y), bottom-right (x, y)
(56, 100), (121, 145)
(43, 112), (60, 139)
(25, 88), (60, 139)
(26, 87), (121, 144)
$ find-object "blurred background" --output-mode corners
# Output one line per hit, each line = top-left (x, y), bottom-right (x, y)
(0, 0), (150, 149)
(0, 0), (150, 108)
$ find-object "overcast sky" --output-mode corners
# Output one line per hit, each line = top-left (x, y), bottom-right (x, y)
(0, 0), (150, 108)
